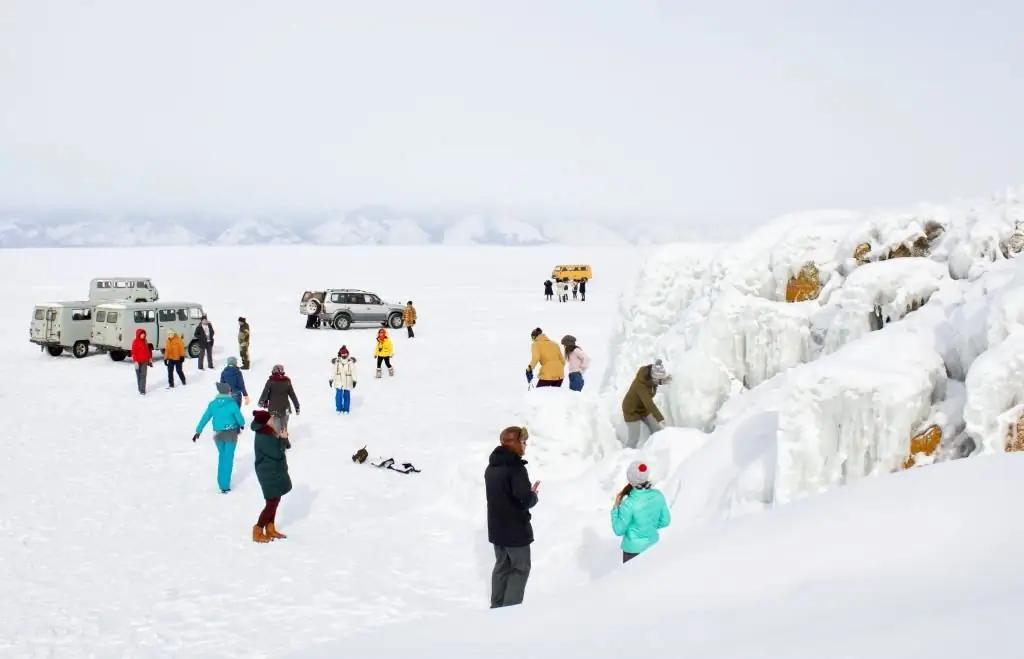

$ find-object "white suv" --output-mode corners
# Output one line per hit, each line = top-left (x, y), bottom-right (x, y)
(300, 289), (406, 331)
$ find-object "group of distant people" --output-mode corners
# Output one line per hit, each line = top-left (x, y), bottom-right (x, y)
(488, 328), (677, 608)
(543, 278), (586, 302)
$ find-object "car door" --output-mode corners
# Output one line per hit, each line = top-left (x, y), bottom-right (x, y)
(345, 293), (370, 322)
(45, 308), (59, 342)
(363, 294), (388, 323)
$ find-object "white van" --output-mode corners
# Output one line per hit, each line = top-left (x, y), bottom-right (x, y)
(88, 278), (160, 303)
(29, 301), (98, 358)
(91, 301), (206, 362)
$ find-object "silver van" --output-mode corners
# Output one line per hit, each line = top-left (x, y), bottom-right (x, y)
(91, 301), (206, 361)
(88, 278), (160, 303)
(29, 301), (98, 358)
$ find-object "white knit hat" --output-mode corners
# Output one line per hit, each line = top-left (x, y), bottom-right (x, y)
(650, 359), (667, 380)
(626, 460), (651, 486)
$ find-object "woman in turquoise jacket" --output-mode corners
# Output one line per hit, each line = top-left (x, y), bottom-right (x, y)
(610, 460), (671, 563)
(193, 382), (247, 493)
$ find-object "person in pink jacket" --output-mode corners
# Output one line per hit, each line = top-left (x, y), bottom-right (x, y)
(561, 335), (590, 391)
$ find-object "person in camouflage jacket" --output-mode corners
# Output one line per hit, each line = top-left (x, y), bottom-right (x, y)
(238, 317), (251, 370)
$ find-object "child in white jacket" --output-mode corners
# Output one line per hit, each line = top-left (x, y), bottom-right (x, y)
(330, 345), (358, 413)
(561, 334), (590, 391)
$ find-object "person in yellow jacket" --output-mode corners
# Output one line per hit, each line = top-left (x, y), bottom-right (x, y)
(374, 328), (395, 378)
(163, 329), (187, 388)
(403, 301), (417, 339)
(526, 327), (565, 387)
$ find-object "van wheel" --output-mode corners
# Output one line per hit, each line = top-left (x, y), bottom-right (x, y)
(47, 346), (63, 357)
(187, 340), (202, 358)
(109, 350), (127, 362)
(333, 314), (351, 330)
(388, 313), (404, 329)
(72, 341), (89, 359)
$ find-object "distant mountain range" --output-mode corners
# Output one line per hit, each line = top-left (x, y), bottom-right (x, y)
(0, 209), (741, 247)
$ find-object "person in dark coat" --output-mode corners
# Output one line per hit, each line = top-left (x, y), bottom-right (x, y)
(251, 409), (292, 542)
(193, 315), (215, 370)
(543, 280), (554, 301)
(258, 363), (300, 441)
(484, 425), (540, 608)
(579, 278), (587, 302)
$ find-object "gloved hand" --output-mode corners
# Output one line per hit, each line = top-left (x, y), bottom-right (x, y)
(525, 368), (533, 383)
(295, 407), (301, 416)
(192, 432), (199, 442)
(352, 382), (357, 388)
(328, 379), (333, 387)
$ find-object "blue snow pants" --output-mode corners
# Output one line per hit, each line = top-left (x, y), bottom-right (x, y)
(214, 435), (238, 491)
(335, 388), (351, 412)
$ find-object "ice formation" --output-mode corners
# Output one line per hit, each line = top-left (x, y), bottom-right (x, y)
(544, 185), (1024, 526)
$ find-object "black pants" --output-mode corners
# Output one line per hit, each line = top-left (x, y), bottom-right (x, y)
(197, 343), (213, 369)
(580, 290), (586, 301)
(166, 359), (186, 386)
(407, 326), (414, 338)
(491, 544), (531, 608)
(623, 551), (639, 563)
(376, 356), (392, 368)
(536, 378), (563, 388)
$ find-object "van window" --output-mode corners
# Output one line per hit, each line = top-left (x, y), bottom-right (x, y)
(71, 308), (92, 321)
(95, 280), (111, 289)
(106, 312), (118, 323)
(347, 294), (366, 304)
(114, 281), (130, 288)
(158, 309), (177, 322)
(189, 307), (204, 319)
(34, 308), (44, 320)
(136, 281), (150, 289)
(96, 310), (107, 322)
(46, 309), (57, 321)
(134, 310), (155, 323)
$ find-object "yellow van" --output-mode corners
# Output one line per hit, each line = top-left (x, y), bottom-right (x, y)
(551, 264), (593, 282)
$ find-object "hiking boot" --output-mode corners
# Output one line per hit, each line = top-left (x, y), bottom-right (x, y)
(265, 523), (287, 540)
(388, 367), (395, 377)
(375, 368), (382, 379)
(252, 525), (270, 543)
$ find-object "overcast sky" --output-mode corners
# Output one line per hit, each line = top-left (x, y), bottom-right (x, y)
(1, 0), (1022, 223)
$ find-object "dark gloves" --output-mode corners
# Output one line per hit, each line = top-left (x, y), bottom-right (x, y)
(295, 407), (300, 415)
(192, 433), (199, 442)
(283, 438), (292, 449)
(352, 382), (357, 388)
(328, 379), (333, 387)
(525, 368), (533, 383)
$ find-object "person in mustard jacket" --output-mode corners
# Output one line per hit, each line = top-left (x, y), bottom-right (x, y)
(526, 327), (565, 387)
(402, 301), (417, 339)
(163, 329), (187, 388)
(374, 328), (395, 378)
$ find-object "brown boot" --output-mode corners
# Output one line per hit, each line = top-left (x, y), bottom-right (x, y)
(388, 367), (395, 377)
(252, 525), (271, 543)
(266, 523), (287, 540)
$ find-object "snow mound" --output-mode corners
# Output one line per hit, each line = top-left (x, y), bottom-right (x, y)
(301, 455), (1024, 659)
(519, 388), (619, 477)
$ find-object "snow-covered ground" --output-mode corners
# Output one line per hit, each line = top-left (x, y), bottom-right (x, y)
(0, 244), (662, 657)
(7, 185), (1024, 659)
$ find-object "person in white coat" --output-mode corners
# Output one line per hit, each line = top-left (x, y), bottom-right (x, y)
(330, 345), (358, 413)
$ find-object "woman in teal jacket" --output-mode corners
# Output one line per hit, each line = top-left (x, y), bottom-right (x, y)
(193, 382), (247, 493)
(610, 460), (671, 563)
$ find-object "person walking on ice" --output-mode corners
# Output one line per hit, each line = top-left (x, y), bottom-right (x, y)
(193, 315), (215, 370)
(163, 329), (187, 388)
(621, 359), (671, 448)
(193, 382), (247, 493)
(374, 328), (395, 378)
(526, 327), (565, 388)
(258, 364), (300, 442)
(330, 345), (358, 413)
(611, 460), (671, 563)
(485, 426), (540, 608)
(237, 317), (251, 370)
(403, 301), (417, 338)
(131, 328), (153, 395)
(543, 280), (554, 301)
(251, 409), (292, 542)
(220, 356), (249, 408)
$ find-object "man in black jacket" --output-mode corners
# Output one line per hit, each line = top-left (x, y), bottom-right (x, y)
(485, 426), (540, 608)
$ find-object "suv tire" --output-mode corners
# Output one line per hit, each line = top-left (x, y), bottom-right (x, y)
(388, 313), (404, 329)
(305, 299), (322, 315)
(333, 313), (352, 330)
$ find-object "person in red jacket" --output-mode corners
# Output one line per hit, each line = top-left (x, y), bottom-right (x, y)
(131, 328), (154, 395)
